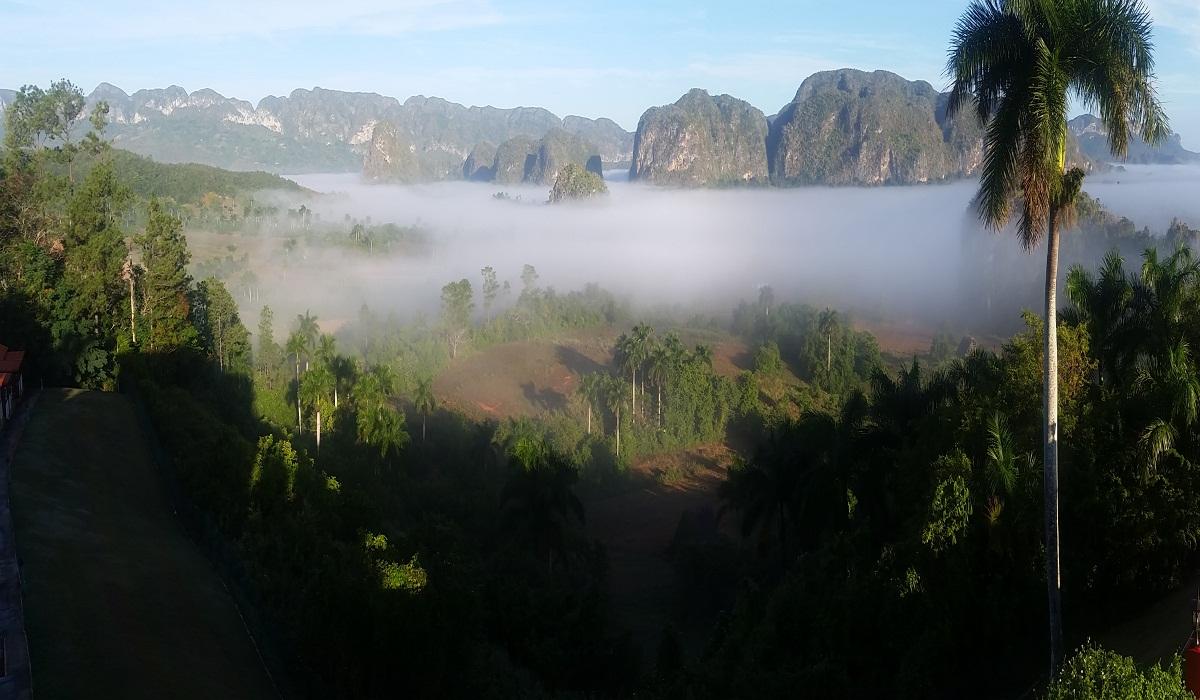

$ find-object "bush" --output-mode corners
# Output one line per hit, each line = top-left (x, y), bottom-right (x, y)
(1044, 644), (1191, 700)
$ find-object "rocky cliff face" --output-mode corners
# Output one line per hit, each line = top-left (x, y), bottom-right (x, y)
(562, 115), (634, 164)
(767, 69), (985, 186)
(629, 89), (769, 186)
(362, 122), (423, 182)
(32, 82), (634, 177)
(463, 142), (497, 180)
(489, 129), (601, 186)
(1069, 114), (1198, 165)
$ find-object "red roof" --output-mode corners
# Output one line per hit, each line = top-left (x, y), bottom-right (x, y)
(0, 373), (12, 390)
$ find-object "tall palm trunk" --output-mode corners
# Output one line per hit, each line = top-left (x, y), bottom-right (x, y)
(1043, 207), (1063, 674)
(295, 360), (303, 434)
(615, 406), (621, 456)
(316, 409), (322, 452)
(826, 335), (831, 371)
(422, 412), (427, 442)
(630, 369), (637, 420)
(127, 273), (137, 344)
(586, 404), (592, 435)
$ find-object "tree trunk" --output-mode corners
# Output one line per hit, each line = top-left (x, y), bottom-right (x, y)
(1043, 209), (1063, 677)
(826, 335), (831, 372)
(316, 409), (322, 452)
(295, 361), (303, 434)
(422, 412), (427, 443)
(586, 404), (592, 435)
(615, 407), (621, 456)
(657, 384), (662, 428)
(128, 276), (137, 344)
(631, 369), (636, 419)
(334, 385), (338, 409)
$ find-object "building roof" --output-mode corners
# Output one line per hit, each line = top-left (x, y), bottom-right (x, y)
(0, 351), (23, 374)
(0, 373), (13, 390)
(0, 345), (23, 374)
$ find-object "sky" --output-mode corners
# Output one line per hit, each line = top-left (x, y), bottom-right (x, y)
(1, 0), (1198, 145)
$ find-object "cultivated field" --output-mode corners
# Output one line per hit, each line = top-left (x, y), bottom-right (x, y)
(10, 389), (276, 699)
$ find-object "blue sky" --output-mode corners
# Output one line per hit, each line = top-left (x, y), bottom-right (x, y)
(2, 0), (1198, 145)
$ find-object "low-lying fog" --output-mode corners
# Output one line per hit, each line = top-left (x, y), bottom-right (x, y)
(232, 166), (1200, 335)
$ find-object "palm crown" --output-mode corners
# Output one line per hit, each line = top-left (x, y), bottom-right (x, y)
(947, 0), (1168, 246)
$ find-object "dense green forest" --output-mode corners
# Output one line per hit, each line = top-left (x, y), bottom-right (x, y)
(3, 63), (1200, 699)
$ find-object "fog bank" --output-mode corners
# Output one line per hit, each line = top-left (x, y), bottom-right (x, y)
(228, 167), (1200, 336)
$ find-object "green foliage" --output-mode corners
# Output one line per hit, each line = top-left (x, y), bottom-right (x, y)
(921, 453), (973, 553)
(753, 340), (783, 375)
(548, 163), (607, 203)
(1044, 645), (1191, 700)
(193, 278), (251, 373)
(733, 299), (881, 396)
(138, 199), (197, 351)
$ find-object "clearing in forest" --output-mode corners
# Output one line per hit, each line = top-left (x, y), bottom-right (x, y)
(433, 328), (752, 421)
(10, 389), (277, 700)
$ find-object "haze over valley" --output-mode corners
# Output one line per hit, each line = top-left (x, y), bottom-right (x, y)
(3, 1), (1200, 698)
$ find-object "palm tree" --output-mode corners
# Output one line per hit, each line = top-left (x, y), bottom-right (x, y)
(818, 309), (838, 372)
(296, 310), (319, 371)
(329, 355), (356, 410)
(616, 324), (654, 420)
(354, 382), (408, 463)
(285, 331), (307, 433)
(692, 344), (713, 369)
(413, 377), (436, 443)
(300, 365), (334, 452)
(947, 0), (1169, 672)
(645, 346), (674, 428)
(1065, 251), (1137, 383)
(577, 373), (604, 435)
(602, 375), (628, 456)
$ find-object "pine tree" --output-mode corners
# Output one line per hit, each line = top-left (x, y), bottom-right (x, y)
(137, 199), (196, 351)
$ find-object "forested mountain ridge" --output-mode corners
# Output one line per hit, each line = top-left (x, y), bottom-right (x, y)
(1069, 113), (1199, 165)
(0, 82), (634, 176)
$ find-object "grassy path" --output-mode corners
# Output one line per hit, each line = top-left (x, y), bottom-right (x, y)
(10, 389), (276, 699)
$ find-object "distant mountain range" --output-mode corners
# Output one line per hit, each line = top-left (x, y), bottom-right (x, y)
(0, 83), (634, 177)
(0, 74), (1193, 187)
(1068, 114), (1198, 165)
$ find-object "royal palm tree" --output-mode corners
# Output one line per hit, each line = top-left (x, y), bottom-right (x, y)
(645, 346), (675, 428)
(818, 308), (838, 372)
(577, 373), (604, 435)
(413, 377), (436, 443)
(947, 0), (1169, 672)
(616, 324), (654, 420)
(300, 365), (335, 452)
(285, 330), (307, 433)
(296, 310), (319, 371)
(329, 355), (357, 409)
(602, 375), (628, 456)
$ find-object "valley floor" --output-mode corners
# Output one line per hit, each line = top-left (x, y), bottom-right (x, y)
(9, 389), (276, 699)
